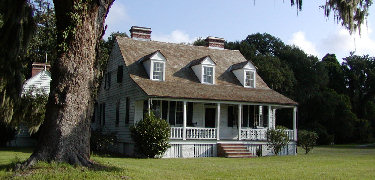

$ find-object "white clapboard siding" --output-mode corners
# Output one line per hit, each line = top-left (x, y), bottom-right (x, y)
(95, 41), (147, 144)
(23, 70), (52, 95)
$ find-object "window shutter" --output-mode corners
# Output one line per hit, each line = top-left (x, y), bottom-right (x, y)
(117, 65), (123, 83)
(125, 97), (130, 124)
(115, 101), (120, 127)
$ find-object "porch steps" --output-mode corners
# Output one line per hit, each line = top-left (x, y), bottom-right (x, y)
(217, 144), (254, 158)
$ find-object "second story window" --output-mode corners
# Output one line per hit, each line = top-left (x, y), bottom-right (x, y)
(245, 70), (255, 88)
(153, 62), (164, 81)
(203, 66), (213, 84)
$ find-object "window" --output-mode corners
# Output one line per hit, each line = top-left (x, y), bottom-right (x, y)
(262, 106), (268, 127)
(104, 72), (111, 89)
(151, 100), (161, 118)
(149, 100), (193, 127)
(175, 102), (183, 125)
(242, 105), (256, 128)
(92, 102), (98, 123)
(117, 65), (123, 83)
(98, 103), (102, 125)
(245, 70), (255, 88)
(162, 101), (169, 121)
(169, 101), (176, 125)
(228, 106), (237, 127)
(187, 102), (193, 126)
(102, 103), (106, 125)
(203, 66), (213, 84)
(153, 62), (164, 81)
(125, 97), (130, 124)
(115, 101), (119, 127)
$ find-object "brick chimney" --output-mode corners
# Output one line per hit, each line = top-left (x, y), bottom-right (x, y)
(31, 62), (50, 77)
(130, 26), (152, 41)
(205, 36), (225, 49)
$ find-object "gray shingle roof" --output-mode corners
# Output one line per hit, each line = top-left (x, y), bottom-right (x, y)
(117, 37), (297, 105)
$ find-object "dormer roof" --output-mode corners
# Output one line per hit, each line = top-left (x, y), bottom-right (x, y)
(231, 60), (257, 71)
(138, 50), (166, 63)
(189, 56), (216, 67)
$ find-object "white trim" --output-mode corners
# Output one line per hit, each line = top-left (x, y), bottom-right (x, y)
(151, 61), (165, 81)
(216, 103), (220, 140)
(244, 70), (256, 88)
(183, 101), (187, 140)
(238, 104), (242, 140)
(293, 107), (297, 141)
(150, 97), (296, 108)
(202, 65), (215, 84)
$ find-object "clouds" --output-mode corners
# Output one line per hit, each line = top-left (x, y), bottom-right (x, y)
(104, 2), (132, 38)
(288, 26), (375, 61)
(319, 27), (375, 60)
(153, 30), (197, 44)
(289, 31), (319, 57)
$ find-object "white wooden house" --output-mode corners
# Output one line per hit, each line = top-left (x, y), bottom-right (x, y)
(93, 26), (298, 158)
(8, 63), (51, 147)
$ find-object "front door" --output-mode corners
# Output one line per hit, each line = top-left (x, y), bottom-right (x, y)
(205, 108), (216, 128)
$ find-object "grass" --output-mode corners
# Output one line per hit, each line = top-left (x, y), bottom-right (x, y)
(1, 145), (375, 179)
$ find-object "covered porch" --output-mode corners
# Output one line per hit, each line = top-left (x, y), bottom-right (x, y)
(139, 98), (297, 141)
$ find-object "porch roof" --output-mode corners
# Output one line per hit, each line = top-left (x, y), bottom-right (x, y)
(117, 37), (297, 106)
(131, 75), (297, 105)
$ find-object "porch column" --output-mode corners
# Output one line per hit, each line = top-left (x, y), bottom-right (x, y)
(272, 109), (276, 129)
(268, 106), (272, 129)
(293, 107), (297, 141)
(183, 101), (187, 140)
(148, 98), (151, 115)
(238, 104), (242, 140)
(216, 103), (221, 140)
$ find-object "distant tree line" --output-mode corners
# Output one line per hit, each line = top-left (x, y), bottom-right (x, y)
(201, 33), (374, 144)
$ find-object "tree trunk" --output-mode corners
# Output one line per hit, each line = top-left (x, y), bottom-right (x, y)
(19, 0), (114, 169)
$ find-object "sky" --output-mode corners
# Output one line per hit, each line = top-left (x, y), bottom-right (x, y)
(104, 0), (375, 61)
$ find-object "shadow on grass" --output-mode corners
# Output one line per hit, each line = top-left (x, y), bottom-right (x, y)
(0, 147), (34, 153)
(319, 144), (375, 149)
(0, 159), (124, 174)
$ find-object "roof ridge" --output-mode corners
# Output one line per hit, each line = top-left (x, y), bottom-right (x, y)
(117, 36), (241, 53)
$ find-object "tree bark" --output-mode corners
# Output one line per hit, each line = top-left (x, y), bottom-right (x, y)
(18, 0), (114, 169)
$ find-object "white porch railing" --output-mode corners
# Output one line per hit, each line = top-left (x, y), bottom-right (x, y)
(285, 130), (294, 141)
(241, 128), (268, 140)
(171, 127), (294, 141)
(186, 127), (217, 139)
(170, 127), (183, 139)
(241, 128), (295, 141)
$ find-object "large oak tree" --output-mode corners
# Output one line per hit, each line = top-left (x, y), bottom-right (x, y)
(19, 0), (114, 168)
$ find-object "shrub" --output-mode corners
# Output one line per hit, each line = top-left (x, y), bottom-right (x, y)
(13, 88), (48, 134)
(90, 129), (118, 154)
(298, 130), (318, 154)
(0, 121), (15, 147)
(131, 112), (170, 158)
(266, 126), (290, 155)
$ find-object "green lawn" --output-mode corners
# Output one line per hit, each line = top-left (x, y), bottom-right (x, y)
(1, 145), (375, 179)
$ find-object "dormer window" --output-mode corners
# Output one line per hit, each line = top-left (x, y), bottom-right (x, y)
(203, 66), (213, 84)
(190, 56), (216, 85)
(140, 50), (166, 81)
(245, 70), (255, 88)
(231, 61), (257, 88)
(153, 62), (164, 81)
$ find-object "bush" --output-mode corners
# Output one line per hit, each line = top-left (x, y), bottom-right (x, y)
(13, 88), (48, 134)
(298, 130), (318, 154)
(0, 121), (15, 147)
(131, 112), (170, 158)
(90, 129), (118, 154)
(266, 126), (290, 155)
